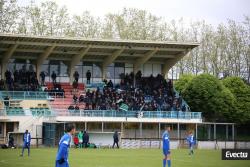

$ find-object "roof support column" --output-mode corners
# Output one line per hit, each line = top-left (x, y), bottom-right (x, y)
(1, 43), (18, 79)
(36, 44), (56, 80)
(101, 47), (124, 80)
(133, 48), (158, 74)
(69, 46), (91, 84)
(162, 50), (189, 79)
(101, 66), (107, 80)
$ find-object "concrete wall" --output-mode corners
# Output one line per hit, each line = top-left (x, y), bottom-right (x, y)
(121, 139), (179, 149)
(121, 140), (250, 149)
(19, 100), (49, 109)
(0, 116), (49, 146)
(88, 132), (116, 146)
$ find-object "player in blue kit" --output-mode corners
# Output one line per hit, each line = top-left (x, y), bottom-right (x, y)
(56, 124), (76, 167)
(162, 126), (171, 167)
(186, 131), (195, 155)
(20, 130), (31, 157)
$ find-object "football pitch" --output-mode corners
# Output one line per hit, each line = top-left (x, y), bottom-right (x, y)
(0, 148), (249, 167)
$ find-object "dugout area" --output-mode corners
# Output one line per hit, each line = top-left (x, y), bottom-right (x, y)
(41, 121), (237, 149)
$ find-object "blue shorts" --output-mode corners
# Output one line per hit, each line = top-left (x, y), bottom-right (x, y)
(56, 160), (69, 167)
(23, 143), (30, 148)
(163, 149), (170, 156)
(189, 143), (194, 148)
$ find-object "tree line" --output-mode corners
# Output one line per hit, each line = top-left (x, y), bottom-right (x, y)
(0, 0), (249, 82)
(175, 74), (250, 123)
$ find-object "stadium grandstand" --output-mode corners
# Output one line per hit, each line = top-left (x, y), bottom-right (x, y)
(0, 34), (236, 149)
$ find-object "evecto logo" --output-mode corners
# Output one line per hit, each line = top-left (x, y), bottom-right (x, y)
(222, 149), (250, 160)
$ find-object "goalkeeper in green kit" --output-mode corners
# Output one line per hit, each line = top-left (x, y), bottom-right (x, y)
(78, 131), (83, 148)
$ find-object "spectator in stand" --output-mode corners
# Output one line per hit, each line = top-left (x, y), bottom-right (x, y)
(79, 95), (84, 103)
(107, 80), (113, 88)
(100, 103), (107, 110)
(68, 105), (74, 112)
(5, 70), (13, 90)
(40, 71), (46, 86)
(72, 80), (78, 89)
(92, 95), (97, 110)
(0, 79), (5, 90)
(103, 79), (108, 85)
(182, 105), (186, 112)
(83, 131), (89, 148)
(13, 70), (19, 83)
(73, 71), (79, 83)
(51, 71), (57, 84)
(75, 105), (80, 112)
(4, 96), (9, 108)
(5, 70), (11, 82)
(86, 70), (91, 84)
(73, 95), (78, 104)
(135, 70), (142, 86)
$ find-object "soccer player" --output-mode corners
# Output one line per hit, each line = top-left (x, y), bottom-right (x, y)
(20, 130), (31, 157)
(56, 124), (76, 167)
(162, 126), (171, 167)
(186, 131), (195, 155)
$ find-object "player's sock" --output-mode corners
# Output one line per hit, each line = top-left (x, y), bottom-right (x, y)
(163, 159), (166, 167)
(167, 160), (171, 167)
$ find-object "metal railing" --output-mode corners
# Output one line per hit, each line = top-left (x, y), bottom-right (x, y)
(0, 91), (49, 100)
(1, 107), (201, 120)
(54, 109), (202, 120)
(0, 91), (65, 100)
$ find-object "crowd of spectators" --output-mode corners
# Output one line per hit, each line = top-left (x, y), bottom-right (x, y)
(1, 66), (188, 112)
(4, 65), (39, 91)
(71, 71), (189, 112)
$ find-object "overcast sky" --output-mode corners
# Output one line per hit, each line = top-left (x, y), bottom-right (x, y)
(19, 0), (250, 26)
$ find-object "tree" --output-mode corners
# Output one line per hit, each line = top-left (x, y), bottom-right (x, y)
(68, 11), (101, 38)
(0, 0), (20, 33)
(222, 77), (250, 123)
(182, 74), (237, 122)
(174, 74), (194, 93)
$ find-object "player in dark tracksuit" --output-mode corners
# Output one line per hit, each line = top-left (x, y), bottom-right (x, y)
(112, 131), (119, 148)
(82, 131), (89, 148)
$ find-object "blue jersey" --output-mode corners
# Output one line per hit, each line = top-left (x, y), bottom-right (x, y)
(23, 133), (31, 144)
(187, 134), (195, 145)
(56, 133), (71, 161)
(162, 131), (170, 150)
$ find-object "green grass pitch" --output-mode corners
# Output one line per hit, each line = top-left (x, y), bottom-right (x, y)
(0, 148), (249, 167)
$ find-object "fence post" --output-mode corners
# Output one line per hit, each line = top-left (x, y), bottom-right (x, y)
(214, 123), (216, 140)
(36, 138), (38, 148)
(195, 123), (198, 141)
(158, 123), (161, 138)
(139, 122), (142, 138)
(232, 124), (235, 141)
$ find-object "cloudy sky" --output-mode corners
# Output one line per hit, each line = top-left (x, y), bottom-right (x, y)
(19, 0), (250, 25)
